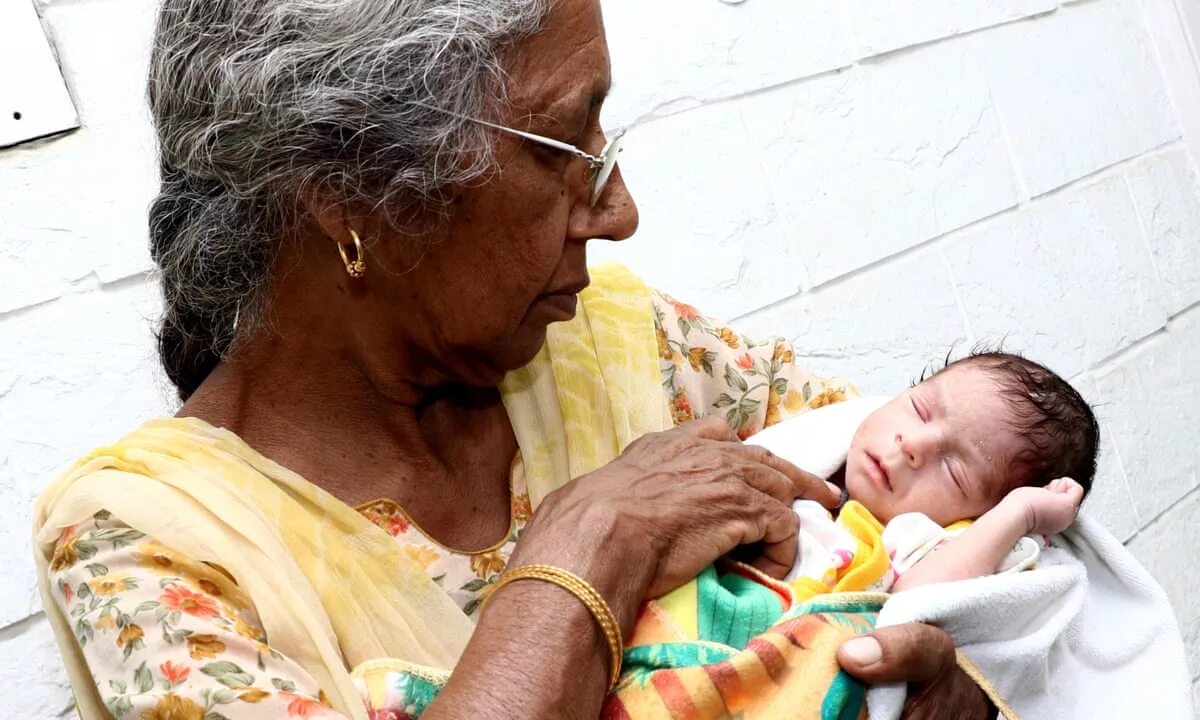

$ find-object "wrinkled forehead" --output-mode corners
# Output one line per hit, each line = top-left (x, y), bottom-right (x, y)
(504, 0), (612, 117)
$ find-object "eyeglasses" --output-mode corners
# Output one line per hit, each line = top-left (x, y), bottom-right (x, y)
(415, 103), (626, 206)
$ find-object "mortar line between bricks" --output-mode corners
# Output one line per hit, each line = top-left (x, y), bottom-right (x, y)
(1128, 483), (1200, 538)
(34, 0), (100, 10)
(1083, 301), (1199, 380)
(730, 205), (1018, 323)
(0, 296), (60, 324)
(628, 8), (1069, 132)
(747, 263), (1197, 390)
(620, 63), (854, 131)
(739, 139), (1191, 317)
(1024, 138), (1187, 203)
(1167, 297), (1200, 322)
(1084, 327), (1169, 379)
(1169, 0), (1200, 75)
(851, 7), (1061, 68)
(94, 270), (156, 294)
(727, 228), (955, 324)
(938, 248), (977, 345)
(1102, 439), (1143, 540)
(0, 270), (156, 325)
(0, 611), (46, 642)
(983, 62), (1030, 204)
(1120, 172), (1168, 292)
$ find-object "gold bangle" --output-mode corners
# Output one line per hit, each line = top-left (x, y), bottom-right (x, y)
(488, 563), (624, 692)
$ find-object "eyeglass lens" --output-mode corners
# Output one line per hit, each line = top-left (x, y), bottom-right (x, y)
(590, 130), (626, 206)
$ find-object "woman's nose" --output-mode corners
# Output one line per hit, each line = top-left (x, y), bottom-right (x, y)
(570, 163), (639, 243)
(596, 164), (639, 241)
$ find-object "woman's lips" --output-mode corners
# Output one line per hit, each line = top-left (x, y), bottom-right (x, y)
(865, 450), (893, 492)
(537, 293), (579, 320)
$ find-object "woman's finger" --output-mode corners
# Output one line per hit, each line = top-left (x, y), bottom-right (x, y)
(751, 534), (801, 580)
(736, 444), (841, 508)
(744, 497), (801, 577)
(683, 414), (742, 441)
(678, 419), (839, 508)
(726, 456), (796, 505)
(836, 623), (957, 684)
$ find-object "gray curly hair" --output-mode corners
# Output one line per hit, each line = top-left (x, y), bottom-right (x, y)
(147, 0), (554, 401)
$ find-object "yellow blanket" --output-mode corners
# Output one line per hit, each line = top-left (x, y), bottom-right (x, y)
(33, 263), (672, 720)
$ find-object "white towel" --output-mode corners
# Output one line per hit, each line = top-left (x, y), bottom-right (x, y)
(746, 397), (1194, 720)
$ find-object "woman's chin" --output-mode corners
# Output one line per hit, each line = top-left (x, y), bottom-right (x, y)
(482, 327), (551, 378)
(467, 313), (574, 385)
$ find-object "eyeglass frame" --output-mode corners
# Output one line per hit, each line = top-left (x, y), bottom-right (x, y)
(414, 102), (626, 206)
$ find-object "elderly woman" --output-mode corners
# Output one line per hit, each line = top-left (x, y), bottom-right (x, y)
(35, 1), (994, 718)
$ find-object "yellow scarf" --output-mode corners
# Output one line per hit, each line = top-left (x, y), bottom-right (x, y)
(33, 264), (672, 720)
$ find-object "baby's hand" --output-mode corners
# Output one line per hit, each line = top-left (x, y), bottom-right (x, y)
(1002, 478), (1085, 536)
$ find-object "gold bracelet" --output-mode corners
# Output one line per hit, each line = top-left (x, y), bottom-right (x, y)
(488, 563), (624, 692)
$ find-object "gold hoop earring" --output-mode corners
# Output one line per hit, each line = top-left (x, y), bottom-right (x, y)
(337, 230), (367, 278)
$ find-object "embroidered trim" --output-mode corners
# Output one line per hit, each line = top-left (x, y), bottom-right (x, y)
(353, 453), (522, 555)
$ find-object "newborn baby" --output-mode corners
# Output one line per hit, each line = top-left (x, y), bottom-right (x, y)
(780, 350), (1099, 598)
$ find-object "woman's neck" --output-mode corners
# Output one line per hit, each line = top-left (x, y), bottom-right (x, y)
(179, 343), (519, 550)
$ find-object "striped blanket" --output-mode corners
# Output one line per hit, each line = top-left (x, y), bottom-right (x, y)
(606, 562), (885, 720)
(353, 563), (885, 720)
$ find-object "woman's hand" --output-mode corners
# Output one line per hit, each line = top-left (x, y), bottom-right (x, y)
(838, 624), (993, 719)
(510, 415), (841, 627)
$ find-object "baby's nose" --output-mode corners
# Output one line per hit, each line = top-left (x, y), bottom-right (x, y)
(895, 432), (924, 468)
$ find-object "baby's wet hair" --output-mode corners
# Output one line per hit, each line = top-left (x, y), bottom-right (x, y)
(923, 349), (1100, 498)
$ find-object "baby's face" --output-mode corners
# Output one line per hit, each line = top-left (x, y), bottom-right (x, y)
(845, 365), (1026, 525)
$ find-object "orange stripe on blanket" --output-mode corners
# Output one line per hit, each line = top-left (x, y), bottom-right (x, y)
(702, 648), (782, 714)
(704, 657), (744, 711)
(730, 649), (775, 711)
(746, 637), (788, 681)
(651, 671), (702, 720)
(775, 614), (827, 649)
(601, 697), (633, 720)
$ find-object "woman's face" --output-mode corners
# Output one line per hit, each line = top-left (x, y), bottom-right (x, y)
(352, 0), (638, 389)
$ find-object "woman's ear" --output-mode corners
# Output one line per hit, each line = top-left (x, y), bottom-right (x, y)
(299, 192), (357, 245)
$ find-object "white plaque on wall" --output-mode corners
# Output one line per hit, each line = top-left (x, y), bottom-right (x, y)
(0, 0), (80, 148)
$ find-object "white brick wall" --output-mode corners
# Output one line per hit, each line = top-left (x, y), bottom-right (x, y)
(3, 0), (1199, 716)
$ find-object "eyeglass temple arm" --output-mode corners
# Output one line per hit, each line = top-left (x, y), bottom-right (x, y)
(411, 101), (604, 167)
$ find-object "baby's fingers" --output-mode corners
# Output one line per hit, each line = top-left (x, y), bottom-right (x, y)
(1065, 481), (1085, 508)
(1049, 477), (1084, 497)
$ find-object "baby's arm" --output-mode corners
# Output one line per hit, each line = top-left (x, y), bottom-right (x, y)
(891, 478), (1084, 592)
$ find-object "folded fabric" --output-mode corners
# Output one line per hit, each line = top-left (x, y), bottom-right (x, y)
(786, 499), (1040, 603)
(355, 568), (888, 720)
(611, 568), (885, 720)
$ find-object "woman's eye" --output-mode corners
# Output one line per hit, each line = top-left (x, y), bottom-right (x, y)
(558, 111), (592, 143)
(575, 121), (605, 150)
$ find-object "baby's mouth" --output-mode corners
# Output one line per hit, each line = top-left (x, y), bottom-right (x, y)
(865, 450), (893, 491)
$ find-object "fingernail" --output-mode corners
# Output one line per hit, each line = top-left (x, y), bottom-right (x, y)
(825, 481), (842, 497)
(841, 637), (882, 667)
